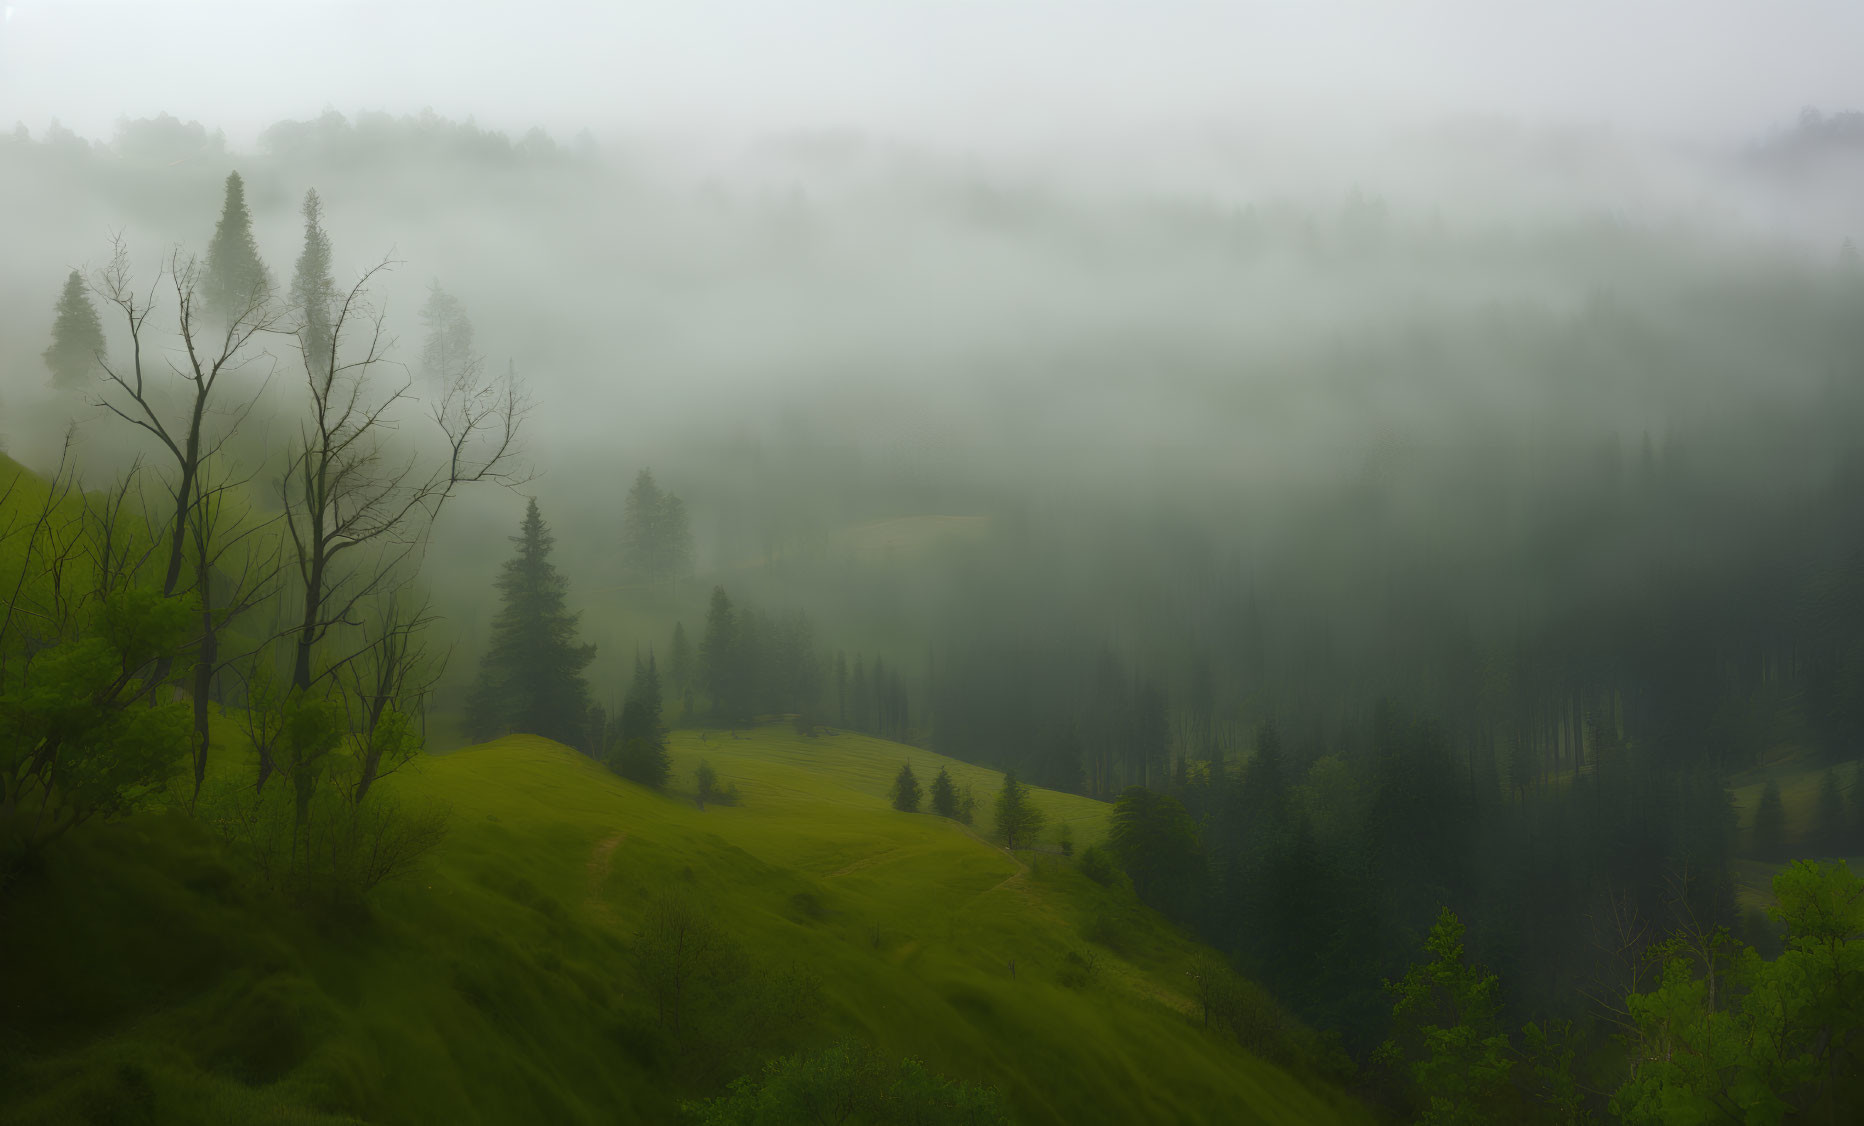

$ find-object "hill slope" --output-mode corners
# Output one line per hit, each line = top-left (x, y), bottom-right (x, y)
(1, 726), (1363, 1125)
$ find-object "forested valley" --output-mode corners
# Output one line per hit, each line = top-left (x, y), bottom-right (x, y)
(4, 28), (1864, 1126)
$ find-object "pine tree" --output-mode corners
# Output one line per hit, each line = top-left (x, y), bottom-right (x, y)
(698, 586), (741, 720)
(1754, 779), (1788, 859)
(469, 498), (596, 746)
(994, 771), (1046, 849)
(891, 762), (922, 812)
(43, 268), (105, 387)
(620, 468), (696, 592)
(420, 282), (476, 386)
(614, 655), (671, 789)
(204, 171), (271, 320)
(930, 766), (959, 818)
(695, 759), (717, 808)
(289, 188), (335, 372)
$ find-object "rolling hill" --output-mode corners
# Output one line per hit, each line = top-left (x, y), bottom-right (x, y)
(0, 723), (1366, 1125)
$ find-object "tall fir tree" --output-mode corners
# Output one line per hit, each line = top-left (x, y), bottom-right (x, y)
(468, 498), (596, 746)
(994, 771), (1046, 849)
(620, 468), (696, 593)
(43, 268), (105, 387)
(203, 171), (271, 320)
(930, 766), (959, 819)
(891, 762), (922, 812)
(613, 655), (671, 789)
(289, 188), (336, 373)
(698, 585), (741, 720)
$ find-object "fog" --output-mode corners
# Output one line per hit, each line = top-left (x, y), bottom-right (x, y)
(6, 1), (1864, 1118)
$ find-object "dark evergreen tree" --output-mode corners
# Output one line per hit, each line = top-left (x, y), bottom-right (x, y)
(289, 188), (335, 372)
(43, 268), (105, 387)
(1107, 786), (1202, 914)
(993, 771), (1045, 849)
(613, 655), (671, 789)
(620, 468), (696, 593)
(930, 766), (959, 818)
(203, 170), (271, 320)
(891, 762), (922, 812)
(468, 498), (596, 746)
(698, 586), (742, 720)
(695, 759), (717, 809)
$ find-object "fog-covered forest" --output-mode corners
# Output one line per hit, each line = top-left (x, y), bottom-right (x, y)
(4, 4), (1864, 1124)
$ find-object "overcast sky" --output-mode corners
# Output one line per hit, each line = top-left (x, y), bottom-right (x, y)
(3, 1), (1862, 147)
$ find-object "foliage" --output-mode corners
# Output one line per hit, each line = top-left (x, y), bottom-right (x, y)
(613, 656), (672, 789)
(891, 761), (921, 813)
(992, 771), (1044, 849)
(620, 468), (695, 593)
(930, 766), (959, 819)
(687, 1040), (1012, 1126)
(0, 588), (193, 859)
(289, 188), (336, 369)
(696, 759), (718, 808)
(1106, 786), (1201, 912)
(43, 268), (105, 387)
(468, 498), (596, 746)
(1376, 909), (1514, 1125)
(1076, 844), (1121, 887)
(202, 170), (271, 319)
(1612, 860), (1864, 1124)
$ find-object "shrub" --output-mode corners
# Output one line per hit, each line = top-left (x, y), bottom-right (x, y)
(1077, 843), (1118, 886)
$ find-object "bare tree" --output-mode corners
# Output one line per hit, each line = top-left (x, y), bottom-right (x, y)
(278, 255), (528, 706)
(89, 236), (286, 803)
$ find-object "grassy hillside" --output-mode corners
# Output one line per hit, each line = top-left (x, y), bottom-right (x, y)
(1, 725), (1366, 1125)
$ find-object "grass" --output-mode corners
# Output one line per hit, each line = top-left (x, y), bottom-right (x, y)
(0, 724), (1366, 1125)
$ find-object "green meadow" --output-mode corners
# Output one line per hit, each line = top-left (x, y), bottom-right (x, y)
(1, 722), (1366, 1125)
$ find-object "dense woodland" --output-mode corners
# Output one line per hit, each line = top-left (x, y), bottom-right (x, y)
(4, 107), (1864, 1123)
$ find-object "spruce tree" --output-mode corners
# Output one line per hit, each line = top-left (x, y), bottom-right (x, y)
(891, 762), (922, 812)
(620, 468), (696, 592)
(289, 188), (336, 373)
(930, 766), (959, 818)
(698, 586), (740, 719)
(469, 498), (596, 746)
(695, 759), (717, 808)
(204, 171), (271, 320)
(994, 771), (1045, 849)
(614, 655), (671, 788)
(43, 268), (105, 387)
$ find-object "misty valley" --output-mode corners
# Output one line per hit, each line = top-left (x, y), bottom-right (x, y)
(4, 53), (1864, 1126)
